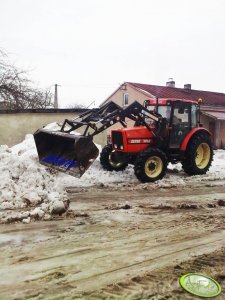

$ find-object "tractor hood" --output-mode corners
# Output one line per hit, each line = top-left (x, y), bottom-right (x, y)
(111, 126), (155, 153)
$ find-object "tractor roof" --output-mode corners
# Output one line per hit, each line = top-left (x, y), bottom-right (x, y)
(147, 98), (197, 105)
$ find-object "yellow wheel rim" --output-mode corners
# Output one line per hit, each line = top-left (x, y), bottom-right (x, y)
(195, 143), (211, 169)
(144, 156), (163, 178)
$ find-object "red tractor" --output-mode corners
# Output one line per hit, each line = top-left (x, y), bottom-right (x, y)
(34, 98), (213, 183)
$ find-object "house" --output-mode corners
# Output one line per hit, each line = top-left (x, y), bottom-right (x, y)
(101, 81), (225, 149)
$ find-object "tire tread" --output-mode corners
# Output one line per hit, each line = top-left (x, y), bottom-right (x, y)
(182, 132), (213, 175)
(134, 148), (167, 183)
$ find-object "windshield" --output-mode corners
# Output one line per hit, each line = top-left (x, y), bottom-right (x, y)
(158, 106), (171, 121)
(146, 105), (171, 121)
(144, 105), (171, 124)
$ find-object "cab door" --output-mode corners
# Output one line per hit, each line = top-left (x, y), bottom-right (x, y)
(169, 102), (191, 148)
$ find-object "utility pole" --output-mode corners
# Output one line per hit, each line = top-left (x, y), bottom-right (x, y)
(54, 84), (58, 108)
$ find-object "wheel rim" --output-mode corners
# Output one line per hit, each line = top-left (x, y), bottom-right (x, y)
(195, 143), (211, 169)
(144, 156), (163, 178)
(109, 151), (123, 168)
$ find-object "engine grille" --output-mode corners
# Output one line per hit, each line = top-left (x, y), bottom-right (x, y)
(111, 131), (123, 148)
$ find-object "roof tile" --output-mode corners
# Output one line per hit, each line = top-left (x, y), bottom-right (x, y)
(127, 82), (225, 106)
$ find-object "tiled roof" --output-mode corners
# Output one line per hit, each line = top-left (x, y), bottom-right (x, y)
(127, 82), (225, 107)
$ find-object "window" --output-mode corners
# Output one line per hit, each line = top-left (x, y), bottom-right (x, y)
(173, 107), (189, 124)
(191, 105), (197, 127)
(158, 106), (171, 121)
(123, 93), (129, 106)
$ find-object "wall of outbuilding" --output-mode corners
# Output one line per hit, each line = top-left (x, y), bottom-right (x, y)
(0, 110), (107, 147)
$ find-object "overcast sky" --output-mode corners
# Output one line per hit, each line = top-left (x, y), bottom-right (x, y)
(1, 0), (225, 107)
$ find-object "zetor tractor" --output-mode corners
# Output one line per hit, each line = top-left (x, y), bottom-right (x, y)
(34, 98), (214, 183)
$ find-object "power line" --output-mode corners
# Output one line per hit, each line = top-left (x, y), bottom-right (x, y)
(55, 83), (119, 88)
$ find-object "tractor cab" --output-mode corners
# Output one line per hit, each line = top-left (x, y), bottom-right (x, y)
(144, 98), (198, 149)
(167, 100), (198, 149)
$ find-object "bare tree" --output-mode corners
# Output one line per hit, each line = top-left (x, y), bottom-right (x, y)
(0, 49), (53, 109)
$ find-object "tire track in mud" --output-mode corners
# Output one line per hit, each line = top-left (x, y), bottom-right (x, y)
(1, 184), (225, 299)
(1, 227), (225, 299)
(95, 248), (225, 300)
(57, 230), (225, 294)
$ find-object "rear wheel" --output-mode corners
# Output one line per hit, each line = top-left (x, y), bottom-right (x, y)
(182, 133), (213, 175)
(134, 148), (167, 183)
(100, 144), (128, 171)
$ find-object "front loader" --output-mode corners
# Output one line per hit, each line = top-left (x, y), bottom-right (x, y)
(34, 98), (213, 182)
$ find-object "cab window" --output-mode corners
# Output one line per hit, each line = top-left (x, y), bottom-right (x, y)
(158, 106), (171, 121)
(191, 105), (197, 127)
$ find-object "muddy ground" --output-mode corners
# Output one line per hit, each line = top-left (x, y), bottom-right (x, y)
(1, 179), (225, 299)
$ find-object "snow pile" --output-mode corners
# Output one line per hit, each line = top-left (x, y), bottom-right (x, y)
(0, 123), (135, 223)
(194, 149), (225, 181)
(1, 123), (225, 223)
(0, 136), (69, 223)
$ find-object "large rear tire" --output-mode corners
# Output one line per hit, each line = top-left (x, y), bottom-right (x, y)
(134, 148), (167, 183)
(182, 133), (213, 175)
(100, 144), (128, 171)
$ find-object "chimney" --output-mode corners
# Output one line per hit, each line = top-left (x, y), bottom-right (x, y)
(120, 83), (127, 91)
(166, 78), (175, 88)
(184, 84), (191, 90)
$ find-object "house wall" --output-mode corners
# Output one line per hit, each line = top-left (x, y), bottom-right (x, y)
(106, 84), (149, 107)
(200, 114), (225, 149)
(221, 122), (225, 148)
(103, 85), (151, 135)
(0, 112), (107, 147)
(200, 114), (210, 130)
(215, 120), (225, 149)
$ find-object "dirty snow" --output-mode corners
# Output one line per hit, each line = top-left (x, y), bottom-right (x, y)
(1, 122), (225, 223)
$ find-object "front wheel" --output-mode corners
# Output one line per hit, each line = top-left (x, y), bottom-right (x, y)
(182, 133), (213, 175)
(100, 144), (128, 171)
(134, 148), (167, 183)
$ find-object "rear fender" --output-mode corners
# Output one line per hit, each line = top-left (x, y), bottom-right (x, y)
(180, 128), (210, 151)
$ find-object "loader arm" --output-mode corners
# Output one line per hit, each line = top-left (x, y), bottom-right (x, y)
(59, 101), (164, 138)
